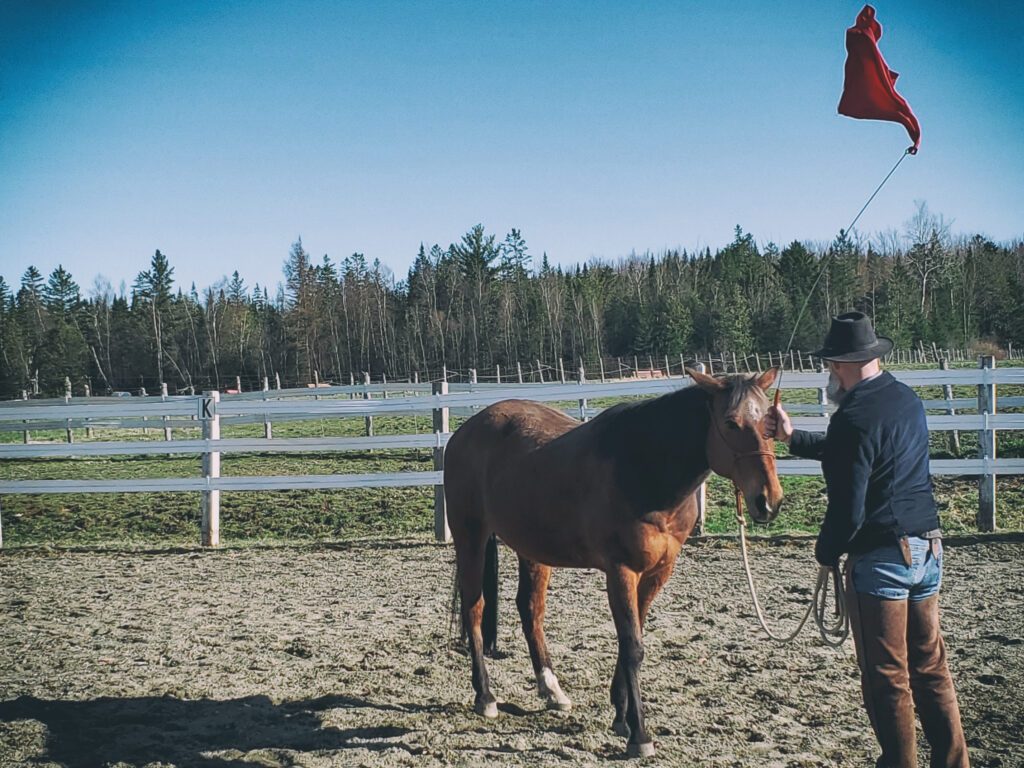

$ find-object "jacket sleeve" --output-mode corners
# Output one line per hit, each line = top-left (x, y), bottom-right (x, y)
(815, 418), (875, 566)
(788, 429), (826, 461)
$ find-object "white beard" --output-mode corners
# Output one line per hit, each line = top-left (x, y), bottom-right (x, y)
(826, 371), (846, 402)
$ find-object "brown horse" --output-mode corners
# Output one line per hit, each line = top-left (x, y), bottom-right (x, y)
(443, 367), (783, 757)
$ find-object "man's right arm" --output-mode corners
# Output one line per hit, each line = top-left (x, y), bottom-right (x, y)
(764, 404), (826, 462)
(788, 429), (826, 461)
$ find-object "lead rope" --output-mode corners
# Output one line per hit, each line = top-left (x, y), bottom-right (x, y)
(735, 486), (850, 647)
(740, 150), (910, 646)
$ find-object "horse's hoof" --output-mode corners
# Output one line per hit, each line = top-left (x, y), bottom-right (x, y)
(626, 741), (655, 758)
(545, 698), (572, 712)
(612, 720), (630, 738)
(474, 699), (499, 718)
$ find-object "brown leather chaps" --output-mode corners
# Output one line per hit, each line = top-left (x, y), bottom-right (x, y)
(845, 571), (969, 767)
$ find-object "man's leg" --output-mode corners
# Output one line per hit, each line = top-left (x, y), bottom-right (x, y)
(846, 567), (918, 768)
(907, 595), (969, 767)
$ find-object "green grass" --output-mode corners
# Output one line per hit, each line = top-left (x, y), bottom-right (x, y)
(2, 365), (1022, 547)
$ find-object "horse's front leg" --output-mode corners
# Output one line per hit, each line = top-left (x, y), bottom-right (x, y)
(606, 564), (654, 758)
(610, 556), (677, 740)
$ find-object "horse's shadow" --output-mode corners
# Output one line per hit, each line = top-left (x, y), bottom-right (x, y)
(0, 692), (439, 767)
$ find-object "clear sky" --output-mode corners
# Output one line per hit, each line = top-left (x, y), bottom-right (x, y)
(1, 0), (1021, 296)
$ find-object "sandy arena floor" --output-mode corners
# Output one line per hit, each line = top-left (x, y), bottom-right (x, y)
(1, 537), (1021, 767)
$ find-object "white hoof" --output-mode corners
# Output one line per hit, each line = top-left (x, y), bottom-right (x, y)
(612, 720), (630, 738)
(537, 667), (572, 711)
(474, 699), (499, 718)
(626, 741), (655, 758)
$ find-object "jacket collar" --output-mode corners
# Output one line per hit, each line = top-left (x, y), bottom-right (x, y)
(837, 370), (896, 409)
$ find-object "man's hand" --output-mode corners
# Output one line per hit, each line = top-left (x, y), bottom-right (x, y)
(763, 404), (793, 444)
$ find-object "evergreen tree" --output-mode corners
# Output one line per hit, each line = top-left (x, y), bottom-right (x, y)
(43, 265), (81, 315)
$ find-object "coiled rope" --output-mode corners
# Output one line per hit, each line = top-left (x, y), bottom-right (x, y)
(735, 488), (849, 646)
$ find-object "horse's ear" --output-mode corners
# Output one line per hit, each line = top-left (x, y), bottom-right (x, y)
(686, 367), (726, 392)
(755, 366), (780, 392)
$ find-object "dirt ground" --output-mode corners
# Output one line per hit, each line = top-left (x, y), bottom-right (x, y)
(1, 537), (1021, 768)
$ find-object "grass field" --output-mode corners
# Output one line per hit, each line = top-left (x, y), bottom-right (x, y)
(2, 364), (1022, 547)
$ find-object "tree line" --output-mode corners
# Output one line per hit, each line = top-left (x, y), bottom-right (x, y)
(1, 202), (1021, 397)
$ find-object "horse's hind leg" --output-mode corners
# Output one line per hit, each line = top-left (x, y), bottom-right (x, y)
(516, 556), (571, 711)
(455, 526), (499, 718)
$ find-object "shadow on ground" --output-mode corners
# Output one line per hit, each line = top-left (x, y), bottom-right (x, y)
(0, 693), (433, 767)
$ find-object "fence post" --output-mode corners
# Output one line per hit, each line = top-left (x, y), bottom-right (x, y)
(275, 372), (281, 391)
(977, 356), (996, 531)
(578, 364), (588, 421)
(201, 390), (221, 547)
(364, 372), (374, 437)
(536, 360), (544, 383)
(139, 386), (149, 435)
(600, 357), (606, 383)
(84, 384), (93, 438)
(693, 363), (707, 536)
(939, 360), (960, 455)
(64, 377), (73, 444)
(495, 364), (501, 384)
(161, 383), (172, 441)
(22, 390), (29, 444)
(559, 358), (566, 383)
(432, 381), (450, 542)
(262, 376), (272, 439)
(517, 362), (523, 384)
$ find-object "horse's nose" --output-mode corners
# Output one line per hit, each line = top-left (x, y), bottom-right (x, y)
(754, 494), (779, 523)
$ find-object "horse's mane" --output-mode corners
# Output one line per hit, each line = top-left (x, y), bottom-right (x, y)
(590, 374), (764, 513)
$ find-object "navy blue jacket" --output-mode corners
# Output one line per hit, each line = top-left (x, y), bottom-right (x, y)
(789, 371), (940, 566)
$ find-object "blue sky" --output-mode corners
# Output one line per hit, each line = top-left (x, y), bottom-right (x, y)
(1, 0), (1021, 296)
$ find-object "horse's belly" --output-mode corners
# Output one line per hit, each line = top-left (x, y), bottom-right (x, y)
(485, 458), (606, 569)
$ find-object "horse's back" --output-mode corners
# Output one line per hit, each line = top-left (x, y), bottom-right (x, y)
(446, 399), (577, 472)
(443, 400), (577, 518)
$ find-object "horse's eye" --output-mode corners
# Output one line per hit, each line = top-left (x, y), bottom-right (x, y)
(726, 419), (740, 431)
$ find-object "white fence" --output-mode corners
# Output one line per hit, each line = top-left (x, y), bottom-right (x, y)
(1, 361), (1022, 547)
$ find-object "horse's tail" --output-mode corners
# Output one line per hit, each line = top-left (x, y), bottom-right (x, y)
(482, 534), (499, 656)
(447, 559), (462, 648)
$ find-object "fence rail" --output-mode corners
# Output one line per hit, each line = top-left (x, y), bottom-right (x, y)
(1, 359), (1019, 546)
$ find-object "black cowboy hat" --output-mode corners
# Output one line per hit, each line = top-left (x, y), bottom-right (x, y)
(812, 311), (894, 362)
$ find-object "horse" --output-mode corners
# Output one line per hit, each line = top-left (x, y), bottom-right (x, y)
(442, 367), (784, 757)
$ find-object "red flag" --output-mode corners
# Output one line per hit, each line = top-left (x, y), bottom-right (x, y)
(838, 5), (921, 153)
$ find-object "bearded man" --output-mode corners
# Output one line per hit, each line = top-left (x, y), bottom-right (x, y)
(764, 311), (968, 768)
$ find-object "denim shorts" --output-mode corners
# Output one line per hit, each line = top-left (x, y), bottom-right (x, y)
(850, 536), (942, 601)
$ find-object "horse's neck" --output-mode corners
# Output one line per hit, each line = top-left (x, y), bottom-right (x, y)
(662, 388), (712, 490)
(598, 391), (712, 512)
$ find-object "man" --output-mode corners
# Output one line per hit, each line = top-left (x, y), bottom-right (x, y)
(764, 312), (968, 768)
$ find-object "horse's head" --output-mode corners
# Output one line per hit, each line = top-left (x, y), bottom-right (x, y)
(686, 367), (784, 524)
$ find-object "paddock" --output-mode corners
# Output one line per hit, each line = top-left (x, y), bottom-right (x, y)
(1, 537), (1020, 767)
